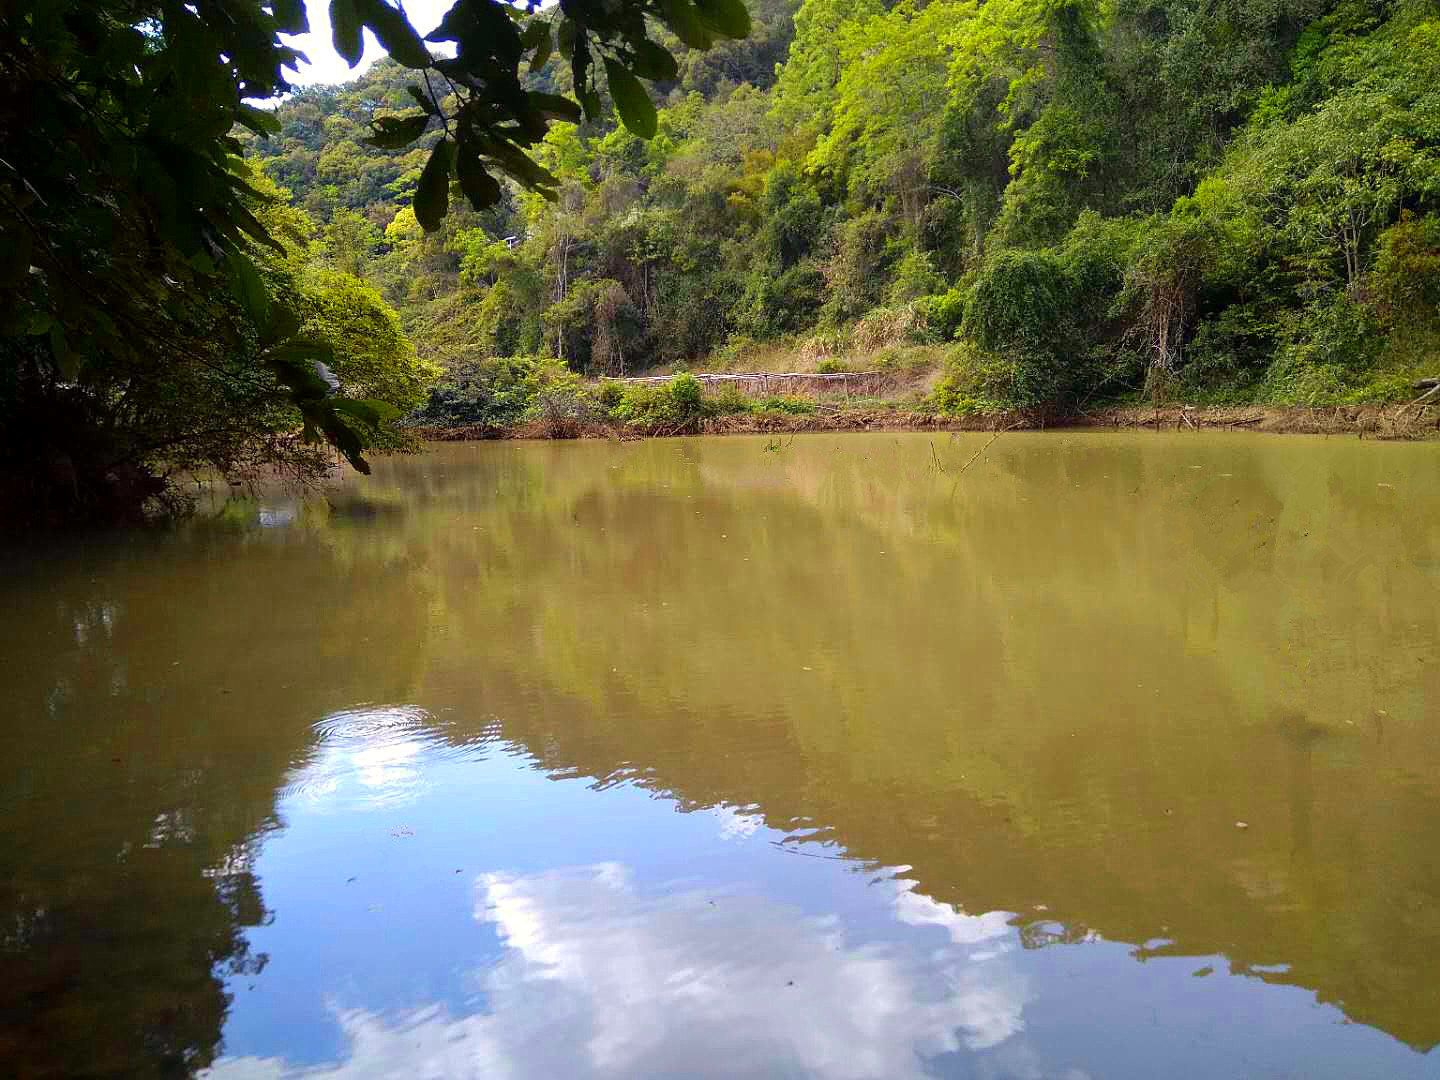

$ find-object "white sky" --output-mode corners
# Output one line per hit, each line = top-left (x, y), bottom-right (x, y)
(282, 0), (455, 87)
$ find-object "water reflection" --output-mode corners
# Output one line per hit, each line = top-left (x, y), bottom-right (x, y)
(3, 433), (1439, 1078)
(209, 862), (1028, 1079)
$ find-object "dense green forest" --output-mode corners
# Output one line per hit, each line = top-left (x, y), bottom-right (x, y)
(4, 0), (1438, 523)
(246, 0), (1440, 428)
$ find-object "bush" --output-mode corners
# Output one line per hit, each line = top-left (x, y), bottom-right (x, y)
(669, 372), (704, 412)
(610, 372), (712, 430)
(918, 287), (967, 341)
(1370, 212), (1440, 329)
(409, 355), (545, 428)
(756, 395), (816, 415)
(1259, 294), (1382, 405)
(962, 251), (1075, 410)
(524, 360), (595, 437)
(931, 341), (1019, 413)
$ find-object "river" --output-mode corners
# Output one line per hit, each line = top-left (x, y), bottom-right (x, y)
(1, 432), (1437, 1079)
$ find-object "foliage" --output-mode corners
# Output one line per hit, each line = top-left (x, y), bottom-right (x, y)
(0, 0), (759, 524)
(242, 0), (1440, 427)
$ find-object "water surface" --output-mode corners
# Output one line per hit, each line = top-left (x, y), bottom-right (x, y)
(2, 432), (1438, 1079)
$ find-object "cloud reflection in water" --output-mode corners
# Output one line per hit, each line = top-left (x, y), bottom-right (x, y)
(207, 863), (1031, 1079)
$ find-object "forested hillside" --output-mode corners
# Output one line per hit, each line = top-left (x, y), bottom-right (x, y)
(247, 0), (1440, 421)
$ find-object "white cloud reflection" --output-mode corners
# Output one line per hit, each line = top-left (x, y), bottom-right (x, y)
(208, 866), (1034, 1079)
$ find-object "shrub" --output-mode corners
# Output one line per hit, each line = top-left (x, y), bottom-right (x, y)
(611, 372), (711, 430)
(756, 395), (816, 415)
(409, 355), (545, 428)
(918, 287), (967, 341)
(1370, 211), (1440, 329)
(962, 251), (1075, 410)
(932, 341), (1019, 413)
(1260, 293), (1382, 405)
(524, 360), (595, 436)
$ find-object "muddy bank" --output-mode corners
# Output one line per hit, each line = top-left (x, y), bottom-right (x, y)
(409, 402), (1440, 442)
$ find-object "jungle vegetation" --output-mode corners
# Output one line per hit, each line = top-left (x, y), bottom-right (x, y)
(4, 0), (1439, 523)
(0, 0), (743, 524)
(245, 0), (1440, 430)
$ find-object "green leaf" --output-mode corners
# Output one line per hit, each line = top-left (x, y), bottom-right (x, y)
(333, 397), (401, 427)
(237, 102), (282, 136)
(406, 84), (438, 114)
(694, 0), (751, 39)
(365, 112), (431, 149)
(604, 58), (657, 139)
(414, 137), (455, 231)
(330, 0), (363, 65)
(530, 26), (554, 71)
(272, 0), (309, 34)
(659, 0), (713, 50)
(456, 144), (503, 209)
(528, 91), (582, 123)
(228, 252), (270, 326)
(630, 40), (679, 82)
(357, 0), (431, 68)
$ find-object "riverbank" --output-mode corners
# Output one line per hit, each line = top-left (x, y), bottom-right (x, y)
(411, 401), (1440, 442)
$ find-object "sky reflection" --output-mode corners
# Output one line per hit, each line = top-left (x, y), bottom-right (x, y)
(208, 863), (1032, 1079)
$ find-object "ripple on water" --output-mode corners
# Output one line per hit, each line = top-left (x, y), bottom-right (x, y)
(282, 705), (496, 811)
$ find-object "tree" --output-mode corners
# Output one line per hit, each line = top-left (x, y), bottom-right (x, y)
(0, 0), (748, 523)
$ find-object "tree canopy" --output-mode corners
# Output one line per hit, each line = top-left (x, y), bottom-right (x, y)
(0, 0), (741, 524)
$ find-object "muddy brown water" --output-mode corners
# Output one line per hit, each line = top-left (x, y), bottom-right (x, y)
(1, 432), (1437, 1079)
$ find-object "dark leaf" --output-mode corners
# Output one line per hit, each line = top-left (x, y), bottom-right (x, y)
(456, 144), (503, 209)
(406, 84), (438, 114)
(604, 57), (657, 138)
(577, 85), (602, 123)
(658, 0), (713, 49)
(528, 91), (582, 123)
(357, 0), (431, 68)
(694, 0), (751, 39)
(272, 0), (309, 34)
(333, 397), (401, 427)
(365, 112), (431, 149)
(330, 0), (363, 65)
(0, 227), (32, 287)
(228, 252), (270, 326)
(530, 25), (554, 71)
(237, 102), (282, 136)
(630, 40), (679, 82)
(414, 137), (455, 231)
